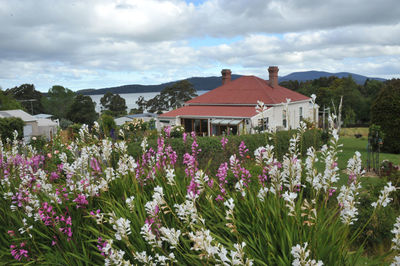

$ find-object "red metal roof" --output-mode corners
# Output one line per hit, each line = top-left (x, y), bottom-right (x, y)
(159, 105), (261, 118)
(187, 76), (309, 105)
(160, 75), (309, 118)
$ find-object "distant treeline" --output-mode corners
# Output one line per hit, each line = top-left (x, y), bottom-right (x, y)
(279, 76), (384, 125)
(77, 75), (242, 95)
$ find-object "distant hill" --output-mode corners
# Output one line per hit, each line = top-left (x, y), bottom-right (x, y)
(77, 75), (242, 95)
(77, 71), (385, 95)
(279, 71), (386, 85)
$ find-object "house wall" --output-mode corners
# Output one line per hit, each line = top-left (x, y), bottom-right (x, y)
(38, 125), (58, 140)
(157, 101), (318, 133)
(250, 101), (318, 132)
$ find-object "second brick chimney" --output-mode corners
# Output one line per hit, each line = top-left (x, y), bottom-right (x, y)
(221, 69), (232, 85)
(268, 66), (279, 88)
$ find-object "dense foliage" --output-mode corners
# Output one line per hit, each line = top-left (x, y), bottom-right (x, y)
(42, 85), (76, 120)
(280, 76), (384, 125)
(0, 122), (399, 265)
(66, 94), (98, 126)
(0, 117), (24, 141)
(0, 90), (23, 110)
(371, 79), (400, 154)
(128, 128), (323, 171)
(142, 80), (197, 114)
(100, 92), (127, 117)
(5, 84), (45, 115)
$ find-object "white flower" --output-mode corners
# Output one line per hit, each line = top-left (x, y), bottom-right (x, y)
(145, 186), (165, 216)
(104, 240), (132, 266)
(235, 179), (246, 197)
(174, 197), (203, 225)
(372, 182), (397, 208)
(160, 227), (181, 249)
(125, 196), (135, 212)
(189, 228), (218, 258)
(391, 256), (400, 266)
(166, 167), (176, 186)
(337, 183), (360, 225)
(133, 251), (153, 265)
(258, 187), (269, 202)
(391, 216), (400, 251)
(291, 242), (323, 266)
(224, 198), (235, 222)
(283, 191), (298, 216)
(141, 223), (162, 248)
(141, 137), (148, 152)
(112, 217), (131, 241)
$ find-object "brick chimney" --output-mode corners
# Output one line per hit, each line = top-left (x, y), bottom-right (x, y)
(268, 66), (279, 88)
(221, 69), (232, 85)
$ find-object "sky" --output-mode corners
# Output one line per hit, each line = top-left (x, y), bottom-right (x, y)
(0, 0), (399, 92)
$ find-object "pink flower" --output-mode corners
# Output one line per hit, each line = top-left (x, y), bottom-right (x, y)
(221, 137), (228, 150)
(215, 195), (224, 201)
(183, 132), (188, 143)
(73, 194), (88, 209)
(47, 153), (52, 158)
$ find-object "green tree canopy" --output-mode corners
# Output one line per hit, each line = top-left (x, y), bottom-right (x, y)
(280, 76), (378, 125)
(5, 84), (44, 115)
(100, 92), (127, 117)
(0, 117), (24, 141)
(145, 80), (197, 114)
(0, 90), (23, 110)
(42, 85), (76, 119)
(67, 94), (98, 126)
(371, 79), (400, 153)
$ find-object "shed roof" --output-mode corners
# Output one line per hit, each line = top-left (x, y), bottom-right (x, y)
(0, 109), (37, 122)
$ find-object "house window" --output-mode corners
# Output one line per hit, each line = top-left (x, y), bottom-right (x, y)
(181, 118), (208, 136)
(299, 107), (303, 121)
(282, 110), (287, 128)
(258, 117), (269, 131)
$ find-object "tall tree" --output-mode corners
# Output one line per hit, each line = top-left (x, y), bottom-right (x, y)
(145, 80), (197, 114)
(371, 79), (400, 153)
(42, 85), (76, 119)
(0, 89), (23, 110)
(67, 94), (98, 125)
(100, 92), (127, 117)
(5, 84), (44, 114)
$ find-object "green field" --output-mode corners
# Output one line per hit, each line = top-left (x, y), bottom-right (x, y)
(338, 136), (400, 170)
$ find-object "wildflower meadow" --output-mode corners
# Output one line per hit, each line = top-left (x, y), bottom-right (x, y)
(0, 118), (399, 265)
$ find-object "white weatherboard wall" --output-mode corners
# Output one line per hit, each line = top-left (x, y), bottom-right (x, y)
(250, 100), (317, 132)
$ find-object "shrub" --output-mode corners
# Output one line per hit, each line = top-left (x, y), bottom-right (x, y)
(0, 117), (24, 141)
(128, 129), (323, 172)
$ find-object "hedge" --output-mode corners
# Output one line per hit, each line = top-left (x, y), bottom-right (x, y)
(128, 129), (323, 172)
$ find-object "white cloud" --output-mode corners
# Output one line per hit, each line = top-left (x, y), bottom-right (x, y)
(0, 0), (399, 91)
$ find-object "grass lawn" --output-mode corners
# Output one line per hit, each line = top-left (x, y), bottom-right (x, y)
(338, 136), (400, 170)
(314, 133), (400, 188)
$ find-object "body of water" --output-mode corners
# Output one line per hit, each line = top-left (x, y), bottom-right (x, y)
(89, 90), (208, 113)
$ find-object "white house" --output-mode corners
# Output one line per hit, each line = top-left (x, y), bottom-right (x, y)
(158, 66), (318, 135)
(0, 109), (58, 142)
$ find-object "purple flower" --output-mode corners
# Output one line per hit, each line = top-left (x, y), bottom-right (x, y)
(221, 137), (228, 150)
(239, 141), (249, 158)
(73, 194), (88, 209)
(215, 195), (224, 201)
(183, 132), (188, 143)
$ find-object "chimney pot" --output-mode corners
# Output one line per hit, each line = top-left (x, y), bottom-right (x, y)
(268, 66), (279, 88)
(221, 69), (232, 85)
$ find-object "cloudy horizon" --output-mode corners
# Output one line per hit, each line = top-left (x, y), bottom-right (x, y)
(1, 0), (399, 92)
